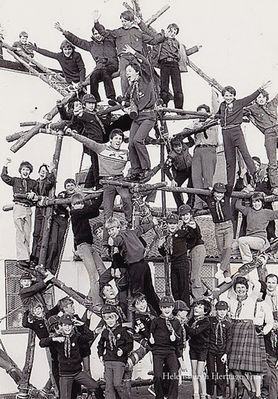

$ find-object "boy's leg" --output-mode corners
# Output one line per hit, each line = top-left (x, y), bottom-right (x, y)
(153, 352), (166, 399)
(23, 209), (32, 258)
(132, 119), (154, 171)
(170, 63), (183, 109)
(13, 205), (30, 261)
(165, 351), (179, 399)
(160, 63), (171, 106)
(192, 148), (205, 210)
(119, 56), (131, 96)
(85, 151), (100, 188)
(90, 69), (102, 102)
(234, 129), (256, 178)
(104, 361), (117, 399)
(142, 262), (160, 314)
(116, 186), (132, 224)
(48, 216), (68, 274)
(201, 146), (217, 188)
(215, 221), (233, 274)
(112, 362), (127, 399)
(128, 120), (142, 174)
(31, 213), (43, 260)
(206, 352), (215, 396)
(172, 170), (188, 209)
(102, 66), (118, 100)
(170, 266), (179, 300)
(59, 375), (74, 399)
(238, 236), (265, 264)
(102, 184), (117, 244)
(222, 130), (237, 187)
(74, 371), (104, 399)
(215, 353), (226, 397)
(190, 244), (206, 288)
(265, 133), (278, 190)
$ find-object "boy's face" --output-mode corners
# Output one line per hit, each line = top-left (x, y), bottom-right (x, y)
(135, 299), (148, 313)
(63, 302), (75, 316)
(177, 310), (188, 320)
(216, 309), (228, 319)
(20, 35), (28, 44)
(107, 225), (120, 238)
(198, 107), (209, 115)
(61, 323), (73, 335)
(181, 213), (191, 224)
(95, 226), (103, 240)
(256, 93), (268, 106)
(166, 27), (178, 39)
(193, 304), (205, 317)
(126, 65), (138, 84)
(62, 47), (73, 57)
(253, 160), (261, 171)
(39, 166), (48, 179)
(102, 285), (116, 300)
(120, 17), (133, 29)
(32, 305), (44, 318)
(252, 199), (263, 211)
(223, 91), (235, 104)
(65, 182), (76, 195)
(20, 279), (32, 288)
(85, 102), (96, 111)
(160, 305), (174, 317)
(92, 29), (103, 42)
(172, 143), (182, 154)
(20, 167), (31, 179)
(72, 200), (84, 210)
(110, 134), (123, 150)
(213, 191), (225, 201)
(168, 222), (178, 234)
(103, 312), (118, 328)
(235, 283), (247, 297)
(266, 277), (278, 292)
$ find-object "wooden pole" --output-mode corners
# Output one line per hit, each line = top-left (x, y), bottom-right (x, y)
(18, 330), (36, 398)
(145, 5), (170, 25)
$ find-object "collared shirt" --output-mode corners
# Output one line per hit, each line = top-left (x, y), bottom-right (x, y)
(198, 186), (233, 223)
(193, 121), (219, 146)
(159, 37), (180, 62)
(247, 94), (278, 133)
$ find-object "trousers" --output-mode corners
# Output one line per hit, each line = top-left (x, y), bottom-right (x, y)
(215, 220), (233, 274)
(160, 61), (183, 109)
(238, 235), (269, 263)
(13, 204), (32, 261)
(171, 261), (190, 306)
(265, 131), (278, 189)
(90, 65), (118, 102)
(206, 352), (227, 397)
(59, 371), (104, 399)
(104, 361), (128, 399)
(153, 348), (179, 399)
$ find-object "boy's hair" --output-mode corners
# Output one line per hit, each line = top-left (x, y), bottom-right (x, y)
(19, 161), (33, 174)
(171, 136), (183, 147)
(58, 296), (74, 311)
(167, 23), (179, 34)
(60, 40), (75, 50)
(30, 300), (43, 314)
(109, 128), (124, 141)
(126, 61), (141, 74)
(251, 191), (265, 205)
(192, 299), (211, 315)
(233, 276), (248, 290)
(196, 104), (210, 113)
(258, 89), (269, 101)
(252, 156), (261, 166)
(100, 283), (114, 298)
(221, 86), (236, 97)
(105, 217), (121, 229)
(120, 10), (134, 21)
(265, 273), (278, 283)
(64, 178), (76, 188)
(133, 292), (146, 305)
(71, 192), (84, 205)
(38, 164), (49, 174)
(19, 31), (28, 38)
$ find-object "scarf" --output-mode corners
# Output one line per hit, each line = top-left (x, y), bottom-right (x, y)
(235, 294), (248, 319)
(62, 330), (74, 359)
(105, 299), (126, 321)
(160, 314), (180, 339)
(215, 315), (224, 346)
(106, 322), (120, 351)
(215, 200), (224, 222)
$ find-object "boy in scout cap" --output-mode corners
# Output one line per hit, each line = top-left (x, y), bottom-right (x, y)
(149, 296), (183, 399)
(207, 300), (231, 399)
(198, 182), (234, 283)
(98, 304), (133, 399)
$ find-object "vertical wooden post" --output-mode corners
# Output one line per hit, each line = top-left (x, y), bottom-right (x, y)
(38, 131), (64, 266)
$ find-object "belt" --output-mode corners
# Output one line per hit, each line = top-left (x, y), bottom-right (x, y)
(101, 175), (123, 180)
(160, 58), (178, 63)
(14, 202), (31, 207)
(233, 319), (253, 323)
(222, 124), (241, 130)
(195, 144), (217, 148)
(139, 109), (155, 113)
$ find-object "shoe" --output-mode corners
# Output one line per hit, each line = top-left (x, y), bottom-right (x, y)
(215, 269), (225, 280)
(17, 260), (30, 269)
(272, 187), (278, 196)
(124, 173), (140, 182)
(224, 276), (232, 283)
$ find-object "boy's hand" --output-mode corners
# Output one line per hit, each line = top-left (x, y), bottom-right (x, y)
(134, 15), (141, 24)
(171, 180), (177, 188)
(197, 45), (203, 50)
(44, 270), (54, 282)
(221, 354), (227, 363)
(54, 22), (64, 33)
(93, 10), (101, 23)
(108, 237), (114, 246)
(123, 44), (136, 55)
(99, 355), (104, 363)
(53, 336), (65, 342)
(26, 191), (36, 200)
(149, 333), (155, 344)
(5, 157), (11, 166)
(260, 80), (271, 91)
(73, 318), (84, 327)
(114, 268), (121, 278)
(117, 348), (123, 357)
(158, 237), (166, 247)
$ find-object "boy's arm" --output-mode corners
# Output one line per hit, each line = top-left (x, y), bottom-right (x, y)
(22, 310), (33, 329)
(71, 202), (100, 220)
(75, 52), (86, 82)
(118, 329), (133, 354)
(44, 172), (56, 192)
(184, 318), (210, 337)
(68, 130), (104, 154)
(266, 209), (278, 221)
(20, 280), (47, 300)
(94, 21), (116, 40)
(137, 20), (164, 44)
(97, 332), (106, 357)
(1, 166), (15, 186)
(123, 46), (152, 79)
(135, 221), (154, 236)
(34, 46), (59, 60)
(63, 31), (91, 51)
(39, 337), (53, 348)
(235, 198), (249, 215)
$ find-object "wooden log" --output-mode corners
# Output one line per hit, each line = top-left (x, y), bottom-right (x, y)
(18, 329), (36, 397)
(10, 123), (45, 153)
(20, 122), (39, 127)
(157, 107), (211, 117)
(186, 59), (223, 92)
(39, 191), (103, 207)
(162, 114), (207, 121)
(6, 130), (28, 142)
(131, 0), (143, 18)
(145, 5), (170, 26)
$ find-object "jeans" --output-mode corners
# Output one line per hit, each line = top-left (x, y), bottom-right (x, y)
(190, 244), (206, 288)
(153, 348), (179, 399)
(172, 169), (193, 209)
(13, 203), (32, 261)
(119, 55), (134, 96)
(90, 65), (118, 102)
(265, 131), (278, 189)
(45, 215), (68, 274)
(128, 116), (155, 173)
(60, 371), (104, 399)
(77, 242), (106, 304)
(238, 235), (269, 263)
(84, 151), (99, 189)
(215, 220), (233, 274)
(160, 60), (183, 109)
(104, 361), (128, 399)
(222, 127), (256, 186)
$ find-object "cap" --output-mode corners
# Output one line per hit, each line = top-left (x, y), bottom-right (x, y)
(101, 304), (119, 316)
(215, 301), (229, 310)
(19, 31), (28, 38)
(159, 296), (175, 307)
(60, 314), (73, 325)
(48, 315), (60, 329)
(20, 272), (32, 280)
(178, 204), (192, 215)
(166, 213), (179, 224)
(60, 40), (74, 50)
(92, 221), (103, 234)
(213, 183), (226, 193)
(82, 94), (96, 104)
(174, 300), (190, 312)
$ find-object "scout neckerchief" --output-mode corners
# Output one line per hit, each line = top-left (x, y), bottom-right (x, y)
(105, 299), (126, 321)
(215, 315), (225, 345)
(62, 330), (74, 358)
(106, 322), (120, 351)
(215, 199), (225, 222)
(160, 314), (179, 338)
(235, 293), (248, 319)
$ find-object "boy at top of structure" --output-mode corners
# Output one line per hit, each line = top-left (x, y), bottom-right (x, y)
(197, 182), (234, 283)
(105, 216), (160, 314)
(67, 128), (132, 243)
(98, 304), (133, 399)
(93, 9), (164, 95)
(191, 103), (219, 212)
(246, 90), (278, 195)
(149, 296), (184, 399)
(236, 191), (278, 267)
(70, 192), (106, 307)
(55, 21), (118, 103)
(12, 31), (34, 60)
(31, 39), (85, 84)
(163, 135), (193, 209)
(158, 213), (192, 307)
(212, 81), (271, 187)
(1, 158), (38, 268)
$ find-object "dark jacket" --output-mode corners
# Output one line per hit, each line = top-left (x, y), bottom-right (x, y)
(19, 280), (50, 310)
(158, 228), (192, 264)
(208, 316), (231, 355)
(134, 308), (156, 341)
(97, 324), (133, 363)
(150, 316), (183, 357)
(181, 223), (204, 250)
(163, 144), (192, 181)
(198, 185), (233, 223)
(246, 94), (278, 134)
(185, 316), (210, 352)
(64, 31), (118, 70)
(22, 306), (59, 339)
(1, 166), (38, 206)
(35, 47), (86, 83)
(35, 173), (56, 217)
(216, 90), (261, 128)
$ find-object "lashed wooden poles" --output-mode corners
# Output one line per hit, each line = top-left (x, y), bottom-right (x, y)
(145, 5), (170, 25)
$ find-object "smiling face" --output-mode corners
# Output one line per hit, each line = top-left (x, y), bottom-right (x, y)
(252, 199), (263, 211)
(167, 222), (178, 234)
(181, 213), (191, 224)
(102, 312), (118, 328)
(20, 35), (28, 44)
(193, 304), (205, 317)
(62, 47), (73, 57)
(91, 28), (103, 42)
(107, 225), (121, 239)
(213, 191), (225, 201)
(126, 65), (139, 84)
(172, 143), (182, 154)
(235, 283), (248, 298)
(32, 304), (44, 318)
(223, 91), (235, 104)
(177, 309), (188, 321)
(85, 102), (96, 112)
(266, 277), (278, 293)
(135, 298), (148, 313)
(72, 200), (84, 210)
(20, 166), (31, 179)
(61, 323), (73, 335)
(102, 285), (116, 300)
(160, 305), (174, 317)
(20, 279), (32, 288)
(165, 26), (178, 39)
(65, 182), (76, 195)
(120, 17), (133, 29)
(110, 134), (123, 150)
(216, 309), (228, 319)
(63, 302), (75, 316)
(256, 93), (268, 106)
(39, 166), (48, 180)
